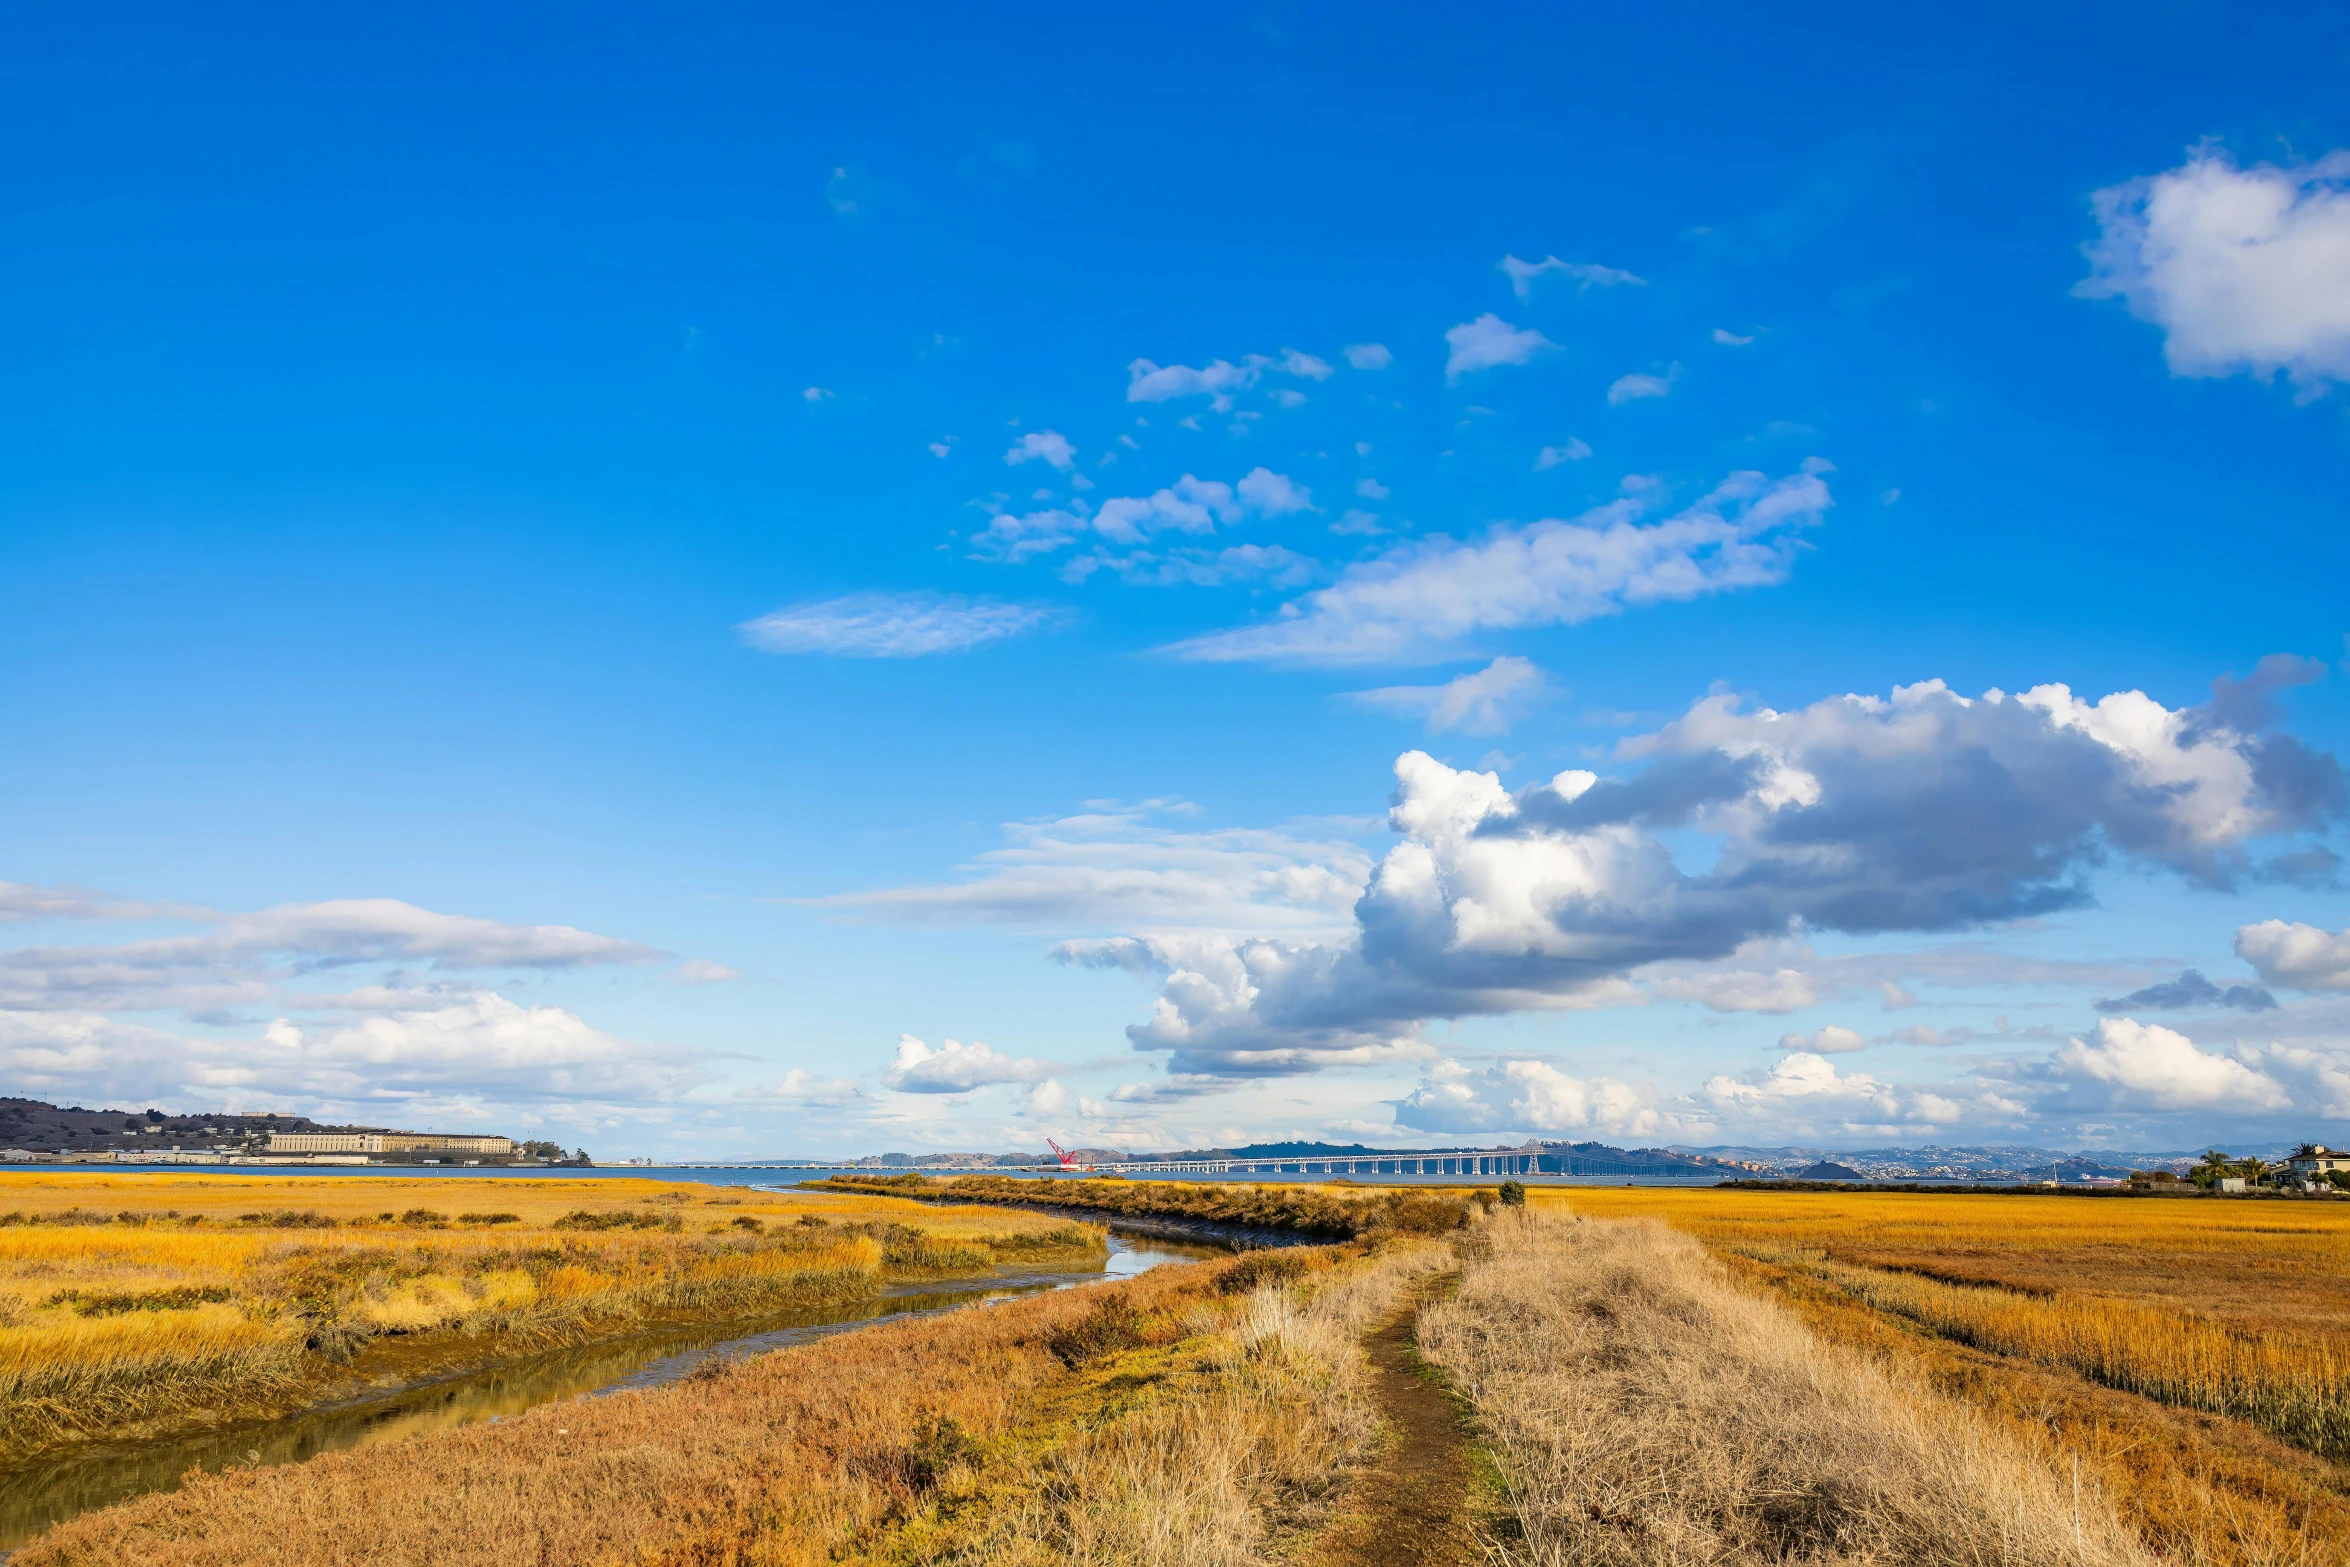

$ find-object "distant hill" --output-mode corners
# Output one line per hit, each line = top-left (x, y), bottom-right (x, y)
(1796, 1161), (1868, 1182)
(0, 1097), (374, 1157)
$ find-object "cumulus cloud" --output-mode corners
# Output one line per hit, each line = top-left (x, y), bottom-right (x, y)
(1779, 1025), (1867, 1054)
(1126, 358), (1257, 410)
(1499, 255), (1646, 298)
(1164, 465), (1832, 665)
(1004, 430), (1077, 470)
(2079, 147), (2350, 393)
(885, 1033), (1057, 1093)
(1702, 1052), (1967, 1131)
(1236, 467), (1315, 515)
(1443, 315), (1556, 381)
(1125, 351), (1336, 412)
(1712, 328), (1756, 346)
(1344, 343), (1393, 370)
(1534, 440), (1592, 470)
(2053, 1017), (2290, 1110)
(2093, 968), (2275, 1013)
(1607, 365), (1681, 404)
(1347, 656), (1551, 736)
(972, 469), (1314, 563)
(739, 592), (1060, 656)
(1395, 1056), (1671, 1136)
(812, 803), (1371, 937)
(2236, 919), (2350, 990)
(1066, 671), (2342, 1077)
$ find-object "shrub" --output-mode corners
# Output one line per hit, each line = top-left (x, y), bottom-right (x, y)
(456, 1212), (520, 1226)
(1214, 1251), (1308, 1295)
(1499, 1180), (1527, 1208)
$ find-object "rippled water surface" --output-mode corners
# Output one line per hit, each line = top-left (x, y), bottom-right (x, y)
(0, 1229), (1224, 1551)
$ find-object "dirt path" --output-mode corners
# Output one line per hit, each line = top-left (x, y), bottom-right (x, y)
(1305, 1278), (1482, 1567)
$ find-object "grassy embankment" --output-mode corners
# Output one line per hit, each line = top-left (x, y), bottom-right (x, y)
(1541, 1186), (2350, 1567)
(810, 1171), (1483, 1239)
(0, 1172), (1100, 1457)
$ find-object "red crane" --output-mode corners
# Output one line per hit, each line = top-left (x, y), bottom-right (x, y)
(1045, 1136), (1090, 1171)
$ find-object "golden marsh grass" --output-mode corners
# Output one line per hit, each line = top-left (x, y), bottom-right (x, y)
(0, 1172), (1101, 1454)
(1525, 1185), (2350, 1567)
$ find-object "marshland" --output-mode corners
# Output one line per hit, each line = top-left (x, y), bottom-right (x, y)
(8, 1172), (2349, 1566)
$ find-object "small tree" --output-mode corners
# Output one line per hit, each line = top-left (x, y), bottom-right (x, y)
(1498, 1179), (1527, 1207)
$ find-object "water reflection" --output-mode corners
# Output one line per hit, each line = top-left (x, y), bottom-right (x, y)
(0, 1230), (1224, 1551)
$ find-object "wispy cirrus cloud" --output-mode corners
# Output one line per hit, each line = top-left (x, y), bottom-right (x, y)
(738, 592), (1062, 657)
(1347, 656), (1551, 735)
(1498, 254), (1645, 298)
(1163, 465), (1832, 666)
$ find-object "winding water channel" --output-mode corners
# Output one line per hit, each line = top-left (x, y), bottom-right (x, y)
(0, 1227), (1227, 1552)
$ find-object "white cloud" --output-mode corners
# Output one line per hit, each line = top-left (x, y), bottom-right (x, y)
(744, 1068), (862, 1107)
(1061, 543), (1318, 590)
(2079, 148), (2350, 393)
(0, 896), (664, 1016)
(1344, 343), (1393, 370)
(1712, 328), (1756, 346)
(886, 1033), (1056, 1093)
(1396, 1056), (1673, 1137)
(672, 959), (740, 985)
(1534, 440), (1592, 470)
(802, 387), (834, 402)
(1331, 510), (1384, 536)
(928, 441), (953, 458)
(1062, 669), (2342, 1078)
(1165, 465), (1832, 665)
(1499, 255), (1646, 298)
(738, 592), (1059, 656)
(2054, 1017), (2289, 1111)
(0, 994), (707, 1116)
(1348, 656), (1550, 736)
(1648, 965), (1820, 1014)
(1026, 1078), (1070, 1116)
(812, 803), (1371, 938)
(1443, 314), (1556, 381)
(1703, 1052), (1950, 1130)
(1126, 357), (1257, 410)
(1779, 1025), (1867, 1054)
(1356, 477), (1391, 500)
(1004, 430), (1077, 470)
(1236, 467), (1315, 515)
(1607, 365), (1681, 404)
(2236, 919), (2350, 990)
(1123, 350), (1331, 414)
(973, 469), (1314, 562)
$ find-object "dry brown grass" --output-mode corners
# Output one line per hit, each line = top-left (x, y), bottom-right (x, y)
(1733, 1251), (2350, 1567)
(18, 1240), (1449, 1567)
(0, 1173), (1099, 1455)
(1513, 1186), (2350, 1567)
(1419, 1212), (2155, 1567)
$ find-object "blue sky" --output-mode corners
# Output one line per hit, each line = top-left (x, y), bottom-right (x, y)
(4, 2), (2348, 1156)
